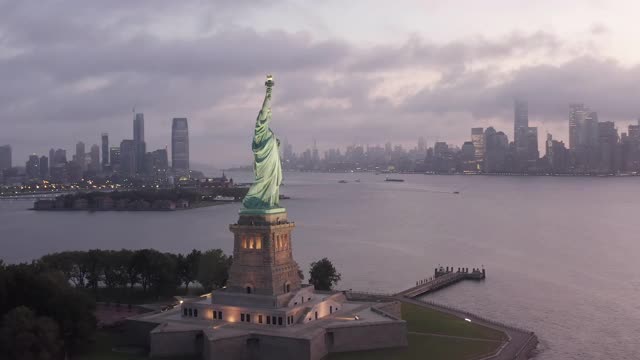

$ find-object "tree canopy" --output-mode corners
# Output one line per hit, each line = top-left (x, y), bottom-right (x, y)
(309, 258), (342, 291)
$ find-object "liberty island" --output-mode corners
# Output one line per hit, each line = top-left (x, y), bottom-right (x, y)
(126, 76), (408, 360)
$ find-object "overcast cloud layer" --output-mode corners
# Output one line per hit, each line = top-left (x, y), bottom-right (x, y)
(2, 0), (640, 167)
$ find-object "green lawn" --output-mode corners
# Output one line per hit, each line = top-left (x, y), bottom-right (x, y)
(328, 302), (506, 360)
(329, 333), (499, 360)
(402, 302), (506, 341)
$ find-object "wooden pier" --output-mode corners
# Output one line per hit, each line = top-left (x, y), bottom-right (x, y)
(397, 266), (486, 298)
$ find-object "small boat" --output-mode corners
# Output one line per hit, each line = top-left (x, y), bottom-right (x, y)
(384, 177), (404, 182)
(355, 179), (361, 183)
(453, 191), (460, 194)
(338, 180), (348, 184)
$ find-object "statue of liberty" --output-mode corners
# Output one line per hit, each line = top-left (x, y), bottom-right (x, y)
(241, 75), (284, 213)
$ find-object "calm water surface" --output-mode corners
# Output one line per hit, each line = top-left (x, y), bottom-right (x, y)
(1, 172), (639, 359)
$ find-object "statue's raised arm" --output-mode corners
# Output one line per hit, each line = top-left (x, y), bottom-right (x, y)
(241, 75), (284, 213)
(258, 79), (273, 122)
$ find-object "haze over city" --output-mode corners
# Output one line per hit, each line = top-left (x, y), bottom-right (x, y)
(2, 1), (640, 167)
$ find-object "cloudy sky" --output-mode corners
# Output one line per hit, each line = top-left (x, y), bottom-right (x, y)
(2, 0), (640, 168)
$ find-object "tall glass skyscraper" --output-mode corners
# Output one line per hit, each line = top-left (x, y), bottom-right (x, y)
(0, 145), (11, 171)
(101, 133), (109, 170)
(133, 113), (145, 174)
(514, 100), (529, 154)
(172, 118), (189, 174)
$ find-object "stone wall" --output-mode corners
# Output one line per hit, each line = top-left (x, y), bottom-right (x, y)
(122, 319), (161, 348)
(150, 328), (203, 358)
(374, 301), (402, 319)
(205, 334), (249, 360)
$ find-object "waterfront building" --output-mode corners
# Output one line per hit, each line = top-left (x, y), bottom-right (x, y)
(134, 113), (146, 174)
(514, 99), (529, 155)
(526, 127), (539, 170)
(151, 149), (169, 173)
(101, 133), (109, 170)
(460, 141), (476, 172)
(39, 155), (49, 179)
(26, 155), (40, 180)
(484, 127), (508, 173)
(53, 149), (67, 166)
(418, 136), (426, 153)
(569, 103), (586, 151)
(49, 148), (55, 167)
(120, 140), (137, 176)
(67, 160), (83, 183)
(551, 140), (569, 173)
(109, 147), (121, 172)
(171, 117), (189, 174)
(471, 127), (484, 170)
(0, 145), (11, 171)
(89, 144), (100, 173)
(75, 142), (86, 172)
(624, 124), (640, 171)
(597, 121), (619, 174)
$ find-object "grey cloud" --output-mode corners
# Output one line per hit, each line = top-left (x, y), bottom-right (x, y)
(348, 31), (563, 73)
(1, 1), (639, 166)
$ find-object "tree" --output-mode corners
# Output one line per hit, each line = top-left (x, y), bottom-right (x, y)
(85, 249), (104, 293)
(102, 250), (130, 296)
(178, 249), (201, 291)
(197, 249), (232, 292)
(0, 264), (96, 356)
(309, 258), (341, 291)
(0, 306), (63, 360)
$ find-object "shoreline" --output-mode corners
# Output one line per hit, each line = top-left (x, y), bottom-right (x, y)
(29, 201), (237, 212)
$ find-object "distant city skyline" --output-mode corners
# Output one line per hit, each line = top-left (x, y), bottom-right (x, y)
(3, 2), (640, 167)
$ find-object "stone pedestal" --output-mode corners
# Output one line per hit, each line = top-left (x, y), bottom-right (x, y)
(218, 210), (302, 308)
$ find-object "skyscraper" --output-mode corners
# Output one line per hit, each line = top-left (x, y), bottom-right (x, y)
(26, 155), (40, 179)
(101, 133), (109, 170)
(597, 121), (619, 173)
(569, 103), (586, 151)
(526, 127), (539, 166)
(53, 149), (67, 165)
(49, 148), (55, 167)
(134, 113), (145, 144)
(418, 137), (426, 153)
(39, 156), (49, 179)
(172, 118), (189, 174)
(120, 140), (137, 176)
(0, 145), (11, 171)
(75, 141), (86, 171)
(514, 100), (529, 154)
(109, 147), (121, 171)
(89, 144), (100, 172)
(133, 113), (146, 174)
(471, 127), (485, 169)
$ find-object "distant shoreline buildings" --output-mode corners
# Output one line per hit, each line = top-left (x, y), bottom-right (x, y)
(0, 114), (190, 185)
(280, 102), (640, 175)
(3, 102), (640, 185)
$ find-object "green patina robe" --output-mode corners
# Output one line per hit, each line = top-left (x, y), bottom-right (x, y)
(242, 96), (282, 210)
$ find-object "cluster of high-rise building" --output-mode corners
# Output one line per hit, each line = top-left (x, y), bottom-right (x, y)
(0, 115), (190, 185)
(281, 101), (640, 175)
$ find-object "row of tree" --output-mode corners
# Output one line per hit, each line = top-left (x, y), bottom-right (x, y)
(39, 249), (232, 299)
